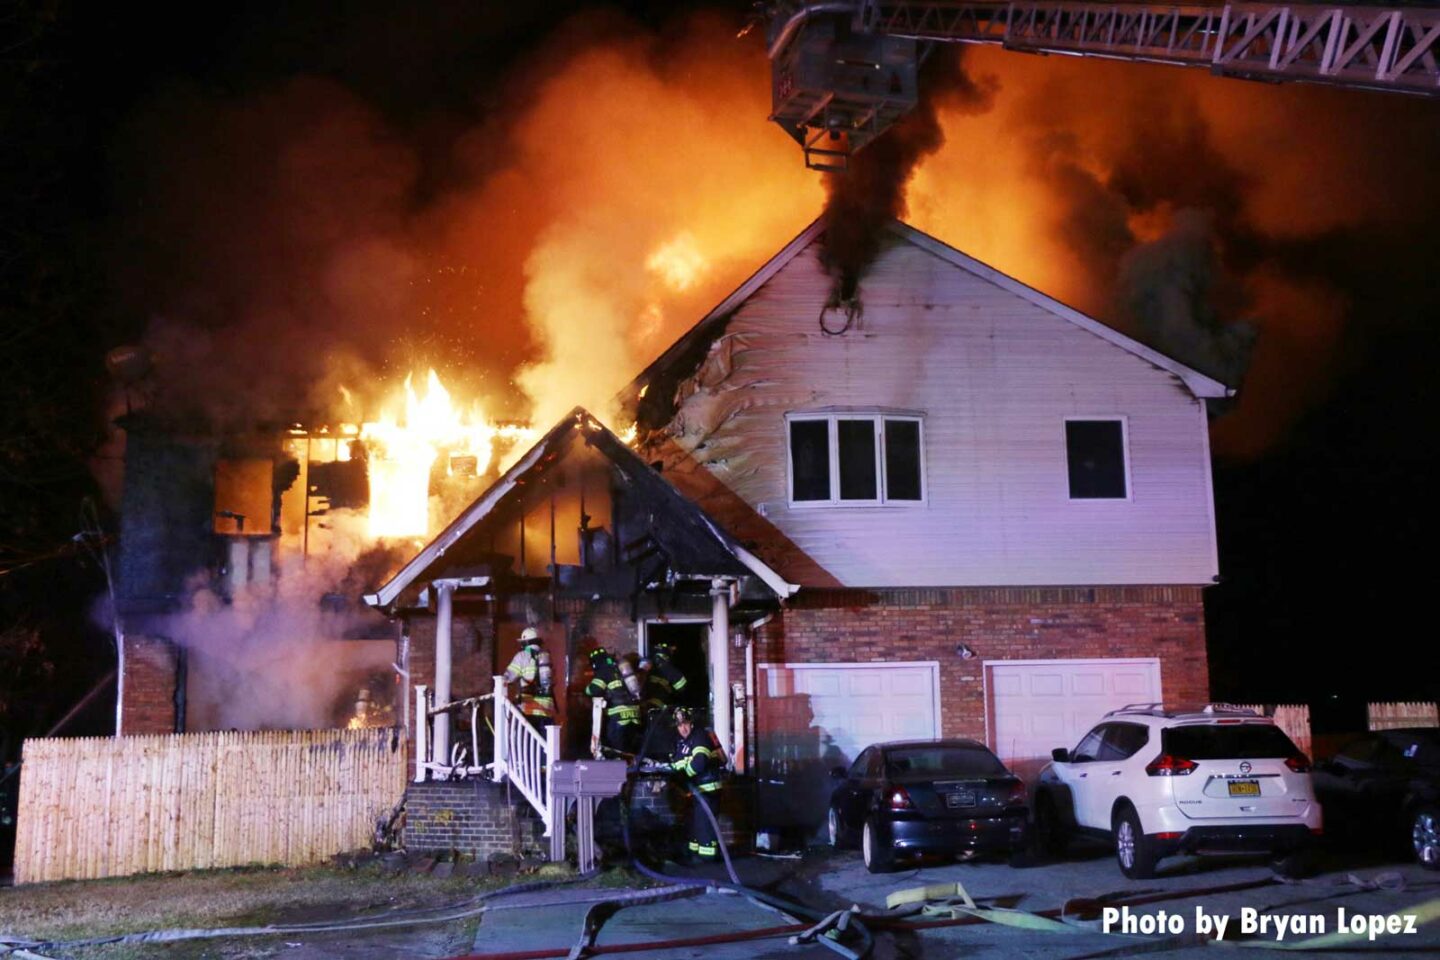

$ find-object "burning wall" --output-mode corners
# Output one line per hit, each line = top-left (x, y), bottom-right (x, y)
(117, 370), (539, 733)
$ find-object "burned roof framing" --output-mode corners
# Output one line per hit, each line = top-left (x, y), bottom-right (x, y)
(365, 407), (796, 616)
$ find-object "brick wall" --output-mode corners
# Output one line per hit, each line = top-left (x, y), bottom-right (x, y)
(120, 634), (179, 735)
(626, 773), (752, 852)
(403, 780), (542, 858)
(756, 585), (1210, 743)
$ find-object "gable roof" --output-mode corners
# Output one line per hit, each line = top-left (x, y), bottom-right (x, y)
(622, 217), (1233, 409)
(363, 407), (797, 612)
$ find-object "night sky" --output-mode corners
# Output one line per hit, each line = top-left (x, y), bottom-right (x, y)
(3, 1), (1438, 745)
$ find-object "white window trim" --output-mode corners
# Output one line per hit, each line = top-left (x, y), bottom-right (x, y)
(785, 412), (927, 507)
(1062, 415), (1132, 503)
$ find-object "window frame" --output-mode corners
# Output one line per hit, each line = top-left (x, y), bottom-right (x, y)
(785, 411), (927, 508)
(1098, 722), (1150, 761)
(1071, 726), (1107, 763)
(1063, 415), (1133, 502)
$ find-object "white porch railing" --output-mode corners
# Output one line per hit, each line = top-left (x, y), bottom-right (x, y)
(413, 675), (560, 838)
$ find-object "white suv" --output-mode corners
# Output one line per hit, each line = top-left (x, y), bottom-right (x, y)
(1033, 704), (1322, 878)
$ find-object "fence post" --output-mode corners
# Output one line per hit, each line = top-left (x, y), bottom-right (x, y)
(414, 685), (429, 783)
(492, 675), (507, 783)
(544, 723), (561, 838)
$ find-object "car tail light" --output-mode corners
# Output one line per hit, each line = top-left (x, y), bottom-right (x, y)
(1284, 754), (1312, 773)
(1006, 781), (1027, 806)
(887, 787), (914, 811)
(1146, 754), (1198, 776)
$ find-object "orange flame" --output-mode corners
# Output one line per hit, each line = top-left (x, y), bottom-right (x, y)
(357, 370), (535, 539)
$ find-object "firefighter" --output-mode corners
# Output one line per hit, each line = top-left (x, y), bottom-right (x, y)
(583, 646), (642, 755)
(641, 640), (688, 714)
(502, 627), (556, 728)
(667, 706), (727, 862)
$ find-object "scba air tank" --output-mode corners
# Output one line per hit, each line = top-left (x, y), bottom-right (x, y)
(617, 657), (643, 702)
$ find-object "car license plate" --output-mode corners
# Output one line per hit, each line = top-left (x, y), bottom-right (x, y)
(945, 790), (976, 808)
(1228, 780), (1260, 797)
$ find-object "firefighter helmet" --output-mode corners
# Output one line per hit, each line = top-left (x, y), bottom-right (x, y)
(673, 707), (693, 725)
(519, 627), (540, 643)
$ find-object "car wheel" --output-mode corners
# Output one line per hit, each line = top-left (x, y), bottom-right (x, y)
(1033, 796), (1068, 860)
(1114, 806), (1158, 880)
(1412, 805), (1440, 870)
(827, 807), (847, 849)
(862, 819), (895, 874)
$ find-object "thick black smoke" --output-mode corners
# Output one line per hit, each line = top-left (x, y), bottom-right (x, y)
(820, 49), (994, 299)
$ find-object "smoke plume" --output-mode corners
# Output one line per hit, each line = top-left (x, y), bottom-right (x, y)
(820, 50), (995, 299)
(907, 48), (1440, 457)
(107, 11), (1440, 460)
(111, 10), (821, 434)
(166, 512), (398, 731)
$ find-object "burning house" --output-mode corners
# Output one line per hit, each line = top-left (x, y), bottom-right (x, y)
(376, 215), (1232, 853)
(112, 371), (534, 737)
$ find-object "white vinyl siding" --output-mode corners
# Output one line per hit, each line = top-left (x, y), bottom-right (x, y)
(659, 232), (1220, 588)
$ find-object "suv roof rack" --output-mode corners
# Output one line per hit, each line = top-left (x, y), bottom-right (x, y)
(1103, 702), (1264, 719)
(1104, 702), (1168, 717)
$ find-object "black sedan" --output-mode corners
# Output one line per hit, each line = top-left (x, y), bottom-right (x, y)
(1312, 727), (1440, 869)
(826, 739), (1030, 872)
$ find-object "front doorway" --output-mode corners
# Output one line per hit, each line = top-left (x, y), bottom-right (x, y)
(641, 621), (710, 759)
(643, 621), (710, 714)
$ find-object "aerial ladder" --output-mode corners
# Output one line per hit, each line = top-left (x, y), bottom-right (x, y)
(765, 0), (1440, 168)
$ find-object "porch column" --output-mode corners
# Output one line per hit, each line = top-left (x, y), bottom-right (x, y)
(433, 579), (456, 767)
(709, 578), (732, 756)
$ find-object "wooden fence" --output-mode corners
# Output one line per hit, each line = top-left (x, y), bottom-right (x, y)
(1236, 703), (1312, 759)
(1368, 701), (1440, 731)
(14, 727), (406, 884)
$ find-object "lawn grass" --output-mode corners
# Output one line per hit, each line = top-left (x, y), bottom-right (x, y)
(0, 861), (509, 943)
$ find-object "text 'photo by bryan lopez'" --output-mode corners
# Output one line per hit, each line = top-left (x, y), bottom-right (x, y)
(1103, 906), (1424, 942)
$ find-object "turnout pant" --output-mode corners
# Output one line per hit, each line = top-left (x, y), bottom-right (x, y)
(689, 785), (722, 859)
(601, 715), (642, 756)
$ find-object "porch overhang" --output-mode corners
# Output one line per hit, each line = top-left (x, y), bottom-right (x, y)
(364, 407), (797, 615)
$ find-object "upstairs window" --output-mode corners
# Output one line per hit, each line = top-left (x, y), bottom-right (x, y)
(1065, 418), (1128, 500)
(788, 414), (924, 505)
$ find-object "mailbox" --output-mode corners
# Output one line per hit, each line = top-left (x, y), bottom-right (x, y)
(551, 760), (629, 798)
(549, 760), (629, 871)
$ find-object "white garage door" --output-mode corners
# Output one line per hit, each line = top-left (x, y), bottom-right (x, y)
(988, 659), (1161, 771)
(758, 662), (940, 766)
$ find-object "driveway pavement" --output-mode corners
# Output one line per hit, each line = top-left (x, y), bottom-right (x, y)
(464, 844), (1440, 960)
(816, 842), (1440, 959)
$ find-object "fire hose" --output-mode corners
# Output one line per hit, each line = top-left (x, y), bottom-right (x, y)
(448, 874), (1440, 960)
(618, 773), (872, 957)
(438, 775), (876, 960)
